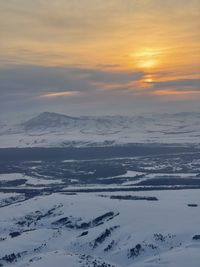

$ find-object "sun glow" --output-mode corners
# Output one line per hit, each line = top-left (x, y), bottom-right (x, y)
(144, 76), (153, 83)
(131, 48), (163, 70)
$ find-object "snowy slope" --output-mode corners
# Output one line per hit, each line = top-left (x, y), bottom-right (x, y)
(1, 112), (200, 147)
(0, 190), (200, 267)
(0, 192), (25, 208)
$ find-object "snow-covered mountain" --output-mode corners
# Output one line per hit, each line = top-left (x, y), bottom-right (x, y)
(1, 112), (200, 148)
(22, 112), (85, 131)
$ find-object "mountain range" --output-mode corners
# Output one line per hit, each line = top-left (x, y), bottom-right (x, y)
(0, 112), (200, 148)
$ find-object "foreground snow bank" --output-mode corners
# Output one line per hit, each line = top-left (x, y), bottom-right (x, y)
(0, 190), (200, 267)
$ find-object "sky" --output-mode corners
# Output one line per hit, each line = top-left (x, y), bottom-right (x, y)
(0, 0), (200, 119)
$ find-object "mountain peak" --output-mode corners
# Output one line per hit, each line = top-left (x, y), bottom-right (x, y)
(37, 112), (77, 119)
(22, 112), (80, 130)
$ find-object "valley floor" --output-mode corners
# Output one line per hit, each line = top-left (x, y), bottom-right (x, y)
(1, 145), (200, 266)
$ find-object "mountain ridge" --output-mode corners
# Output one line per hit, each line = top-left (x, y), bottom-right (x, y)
(0, 111), (200, 148)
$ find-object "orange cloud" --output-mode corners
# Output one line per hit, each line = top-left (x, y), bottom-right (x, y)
(40, 91), (80, 98)
(154, 89), (200, 96)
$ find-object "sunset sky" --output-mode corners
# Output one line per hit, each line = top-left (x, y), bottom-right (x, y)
(0, 0), (200, 117)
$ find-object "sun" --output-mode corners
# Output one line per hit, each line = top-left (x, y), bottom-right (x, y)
(139, 59), (157, 69)
(145, 77), (153, 83)
(131, 48), (162, 70)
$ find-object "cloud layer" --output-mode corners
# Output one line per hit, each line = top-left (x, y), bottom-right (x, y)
(0, 0), (199, 117)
